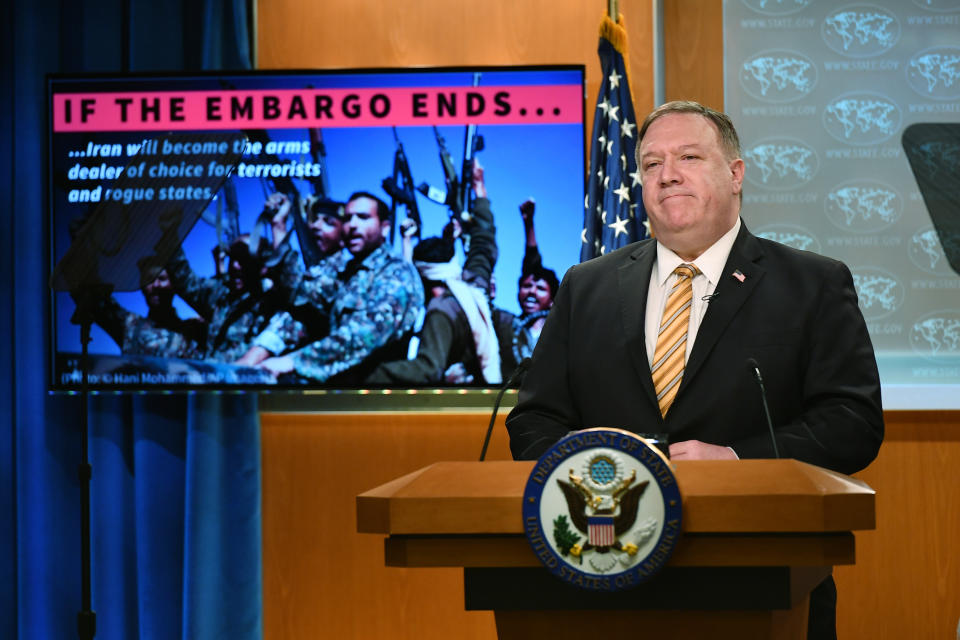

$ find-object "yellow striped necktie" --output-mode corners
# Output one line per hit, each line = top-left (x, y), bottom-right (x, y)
(652, 263), (701, 417)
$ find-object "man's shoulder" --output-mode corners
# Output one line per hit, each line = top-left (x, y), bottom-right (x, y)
(753, 233), (847, 274)
(311, 251), (348, 274)
(493, 306), (517, 324)
(353, 246), (424, 307)
(568, 239), (653, 277)
(369, 246), (419, 280)
(426, 293), (462, 318)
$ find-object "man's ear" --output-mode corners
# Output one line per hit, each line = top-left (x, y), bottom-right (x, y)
(730, 158), (745, 195)
(381, 219), (391, 239)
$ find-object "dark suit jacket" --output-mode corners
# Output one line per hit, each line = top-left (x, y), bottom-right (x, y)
(506, 222), (884, 475)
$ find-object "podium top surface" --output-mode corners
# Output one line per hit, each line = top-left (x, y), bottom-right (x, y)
(356, 459), (875, 535)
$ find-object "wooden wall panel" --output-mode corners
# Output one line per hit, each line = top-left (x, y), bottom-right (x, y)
(662, 0), (724, 110)
(257, 0), (655, 141)
(260, 411), (512, 640)
(835, 411), (960, 639)
(261, 410), (960, 640)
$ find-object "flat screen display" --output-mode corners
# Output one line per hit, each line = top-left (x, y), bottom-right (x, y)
(48, 67), (586, 391)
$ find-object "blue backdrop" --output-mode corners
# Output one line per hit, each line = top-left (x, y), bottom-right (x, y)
(2, 1), (263, 638)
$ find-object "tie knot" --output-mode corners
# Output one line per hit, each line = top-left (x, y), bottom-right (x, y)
(674, 263), (700, 280)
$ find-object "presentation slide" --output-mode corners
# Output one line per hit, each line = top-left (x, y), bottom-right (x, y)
(48, 67), (586, 390)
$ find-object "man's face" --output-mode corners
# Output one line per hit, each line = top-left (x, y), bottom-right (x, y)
(518, 275), (553, 314)
(142, 269), (173, 310)
(638, 113), (745, 260)
(343, 197), (387, 258)
(308, 212), (343, 255)
(227, 245), (259, 293)
(227, 255), (248, 293)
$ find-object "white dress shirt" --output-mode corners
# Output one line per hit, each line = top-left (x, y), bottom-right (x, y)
(644, 218), (741, 366)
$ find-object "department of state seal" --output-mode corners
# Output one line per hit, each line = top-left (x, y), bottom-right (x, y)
(522, 428), (682, 591)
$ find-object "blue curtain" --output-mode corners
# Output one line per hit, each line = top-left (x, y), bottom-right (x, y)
(2, 1), (262, 639)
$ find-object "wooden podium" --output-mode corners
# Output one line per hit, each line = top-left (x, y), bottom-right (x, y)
(357, 459), (875, 640)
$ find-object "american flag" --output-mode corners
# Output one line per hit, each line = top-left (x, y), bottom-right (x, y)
(587, 515), (616, 547)
(581, 13), (648, 262)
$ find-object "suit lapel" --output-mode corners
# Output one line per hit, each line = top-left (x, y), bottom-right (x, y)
(680, 225), (766, 392)
(617, 241), (659, 408)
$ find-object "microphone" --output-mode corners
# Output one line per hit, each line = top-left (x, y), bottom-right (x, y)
(701, 292), (720, 302)
(479, 358), (532, 461)
(746, 357), (780, 459)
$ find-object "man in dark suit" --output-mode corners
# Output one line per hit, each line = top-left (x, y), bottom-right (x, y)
(505, 101), (883, 639)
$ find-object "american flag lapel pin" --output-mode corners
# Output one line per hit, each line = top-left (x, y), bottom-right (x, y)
(732, 269), (746, 283)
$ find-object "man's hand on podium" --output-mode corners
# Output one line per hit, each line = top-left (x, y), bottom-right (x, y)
(669, 440), (739, 460)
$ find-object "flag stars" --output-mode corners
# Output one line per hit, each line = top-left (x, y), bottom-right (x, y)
(613, 182), (631, 204)
(582, 43), (648, 260)
(608, 215), (630, 237)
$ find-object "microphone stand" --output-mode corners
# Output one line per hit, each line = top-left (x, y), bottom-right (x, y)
(747, 358), (780, 459)
(49, 130), (247, 640)
(479, 359), (530, 461)
(70, 284), (112, 640)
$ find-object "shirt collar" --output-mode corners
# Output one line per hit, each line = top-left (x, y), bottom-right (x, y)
(655, 217), (741, 286)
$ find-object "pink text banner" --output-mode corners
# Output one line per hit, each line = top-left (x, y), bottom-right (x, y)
(53, 86), (583, 132)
